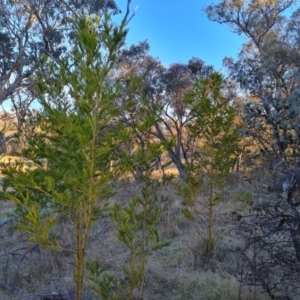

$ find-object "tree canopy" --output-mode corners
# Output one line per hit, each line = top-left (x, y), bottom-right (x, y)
(0, 0), (121, 134)
(207, 0), (300, 163)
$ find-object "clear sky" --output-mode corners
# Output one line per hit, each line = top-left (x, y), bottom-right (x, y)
(114, 0), (246, 71)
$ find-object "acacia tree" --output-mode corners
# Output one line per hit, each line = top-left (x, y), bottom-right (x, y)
(1, 9), (131, 299)
(206, 0), (300, 164)
(180, 72), (240, 256)
(87, 144), (170, 300)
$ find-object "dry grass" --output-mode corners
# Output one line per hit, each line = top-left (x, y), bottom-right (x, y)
(0, 170), (277, 300)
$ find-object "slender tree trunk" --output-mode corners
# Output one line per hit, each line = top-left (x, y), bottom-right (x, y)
(207, 177), (214, 256)
(76, 214), (85, 300)
(129, 247), (137, 300)
(207, 199), (213, 256)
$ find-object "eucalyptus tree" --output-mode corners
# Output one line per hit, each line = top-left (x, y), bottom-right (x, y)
(206, 1), (300, 294)
(206, 0), (300, 164)
(113, 41), (214, 178)
(0, 0), (120, 146)
(160, 58), (214, 177)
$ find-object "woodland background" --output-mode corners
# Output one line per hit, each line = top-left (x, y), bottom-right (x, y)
(0, 0), (300, 299)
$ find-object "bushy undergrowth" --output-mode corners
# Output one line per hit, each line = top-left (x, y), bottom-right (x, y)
(0, 171), (283, 300)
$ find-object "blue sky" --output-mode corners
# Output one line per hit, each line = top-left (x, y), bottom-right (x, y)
(114, 0), (246, 71)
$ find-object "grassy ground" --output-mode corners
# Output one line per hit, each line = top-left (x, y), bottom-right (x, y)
(0, 169), (275, 300)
